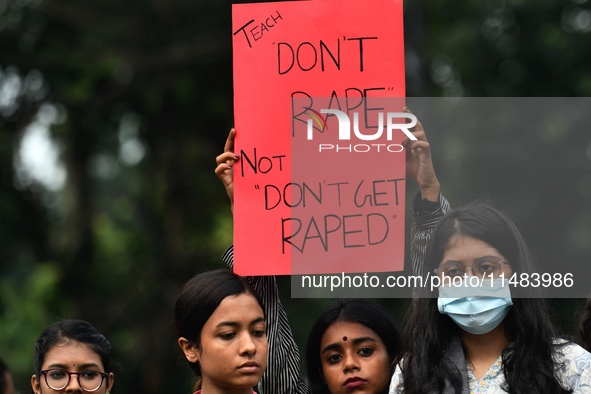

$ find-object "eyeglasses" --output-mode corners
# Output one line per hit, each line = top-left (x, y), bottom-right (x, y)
(434, 257), (510, 279)
(40, 369), (108, 392)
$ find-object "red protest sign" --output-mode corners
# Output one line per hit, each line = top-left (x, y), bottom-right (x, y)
(232, 0), (406, 275)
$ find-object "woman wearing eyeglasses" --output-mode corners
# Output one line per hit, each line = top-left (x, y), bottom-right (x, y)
(389, 202), (591, 393)
(31, 319), (114, 394)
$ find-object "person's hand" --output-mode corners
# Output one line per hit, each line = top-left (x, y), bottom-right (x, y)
(215, 128), (239, 212)
(402, 107), (440, 202)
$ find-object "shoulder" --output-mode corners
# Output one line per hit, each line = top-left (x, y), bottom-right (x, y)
(553, 339), (591, 362)
(388, 363), (404, 394)
(552, 340), (591, 392)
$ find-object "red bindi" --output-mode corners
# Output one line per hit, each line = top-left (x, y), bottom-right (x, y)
(343, 336), (348, 341)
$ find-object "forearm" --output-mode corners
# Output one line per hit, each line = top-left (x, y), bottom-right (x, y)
(409, 193), (450, 277)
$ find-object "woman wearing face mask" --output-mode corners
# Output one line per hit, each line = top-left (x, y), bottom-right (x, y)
(175, 269), (268, 394)
(31, 319), (115, 394)
(389, 202), (591, 393)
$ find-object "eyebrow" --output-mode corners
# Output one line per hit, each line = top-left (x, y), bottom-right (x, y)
(47, 363), (101, 369)
(321, 336), (377, 354)
(442, 255), (504, 264)
(215, 316), (265, 328)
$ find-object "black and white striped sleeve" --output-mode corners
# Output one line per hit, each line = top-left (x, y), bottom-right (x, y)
(409, 193), (451, 277)
(221, 245), (310, 394)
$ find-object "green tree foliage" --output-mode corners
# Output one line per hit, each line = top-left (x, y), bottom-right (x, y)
(0, 0), (590, 392)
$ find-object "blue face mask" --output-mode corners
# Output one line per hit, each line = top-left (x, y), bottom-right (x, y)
(437, 278), (513, 335)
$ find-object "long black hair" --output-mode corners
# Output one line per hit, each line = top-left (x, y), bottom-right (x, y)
(398, 202), (570, 393)
(305, 299), (400, 394)
(579, 297), (591, 352)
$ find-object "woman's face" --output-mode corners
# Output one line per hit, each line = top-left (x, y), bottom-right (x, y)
(437, 235), (512, 279)
(319, 321), (391, 394)
(31, 340), (114, 394)
(181, 292), (268, 393)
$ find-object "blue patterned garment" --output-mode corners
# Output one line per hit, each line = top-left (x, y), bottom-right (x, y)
(390, 342), (591, 394)
(467, 354), (503, 393)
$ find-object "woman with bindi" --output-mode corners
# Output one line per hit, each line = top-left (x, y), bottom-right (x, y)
(31, 319), (114, 394)
(306, 299), (400, 394)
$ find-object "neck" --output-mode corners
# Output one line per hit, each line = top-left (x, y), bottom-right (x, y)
(199, 381), (253, 394)
(461, 323), (509, 371)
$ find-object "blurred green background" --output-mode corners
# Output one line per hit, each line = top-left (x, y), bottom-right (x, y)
(1, 0), (590, 392)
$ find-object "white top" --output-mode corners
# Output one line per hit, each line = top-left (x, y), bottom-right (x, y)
(389, 341), (591, 394)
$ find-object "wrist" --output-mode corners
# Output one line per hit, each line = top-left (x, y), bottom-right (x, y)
(412, 191), (441, 217)
(419, 181), (440, 202)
